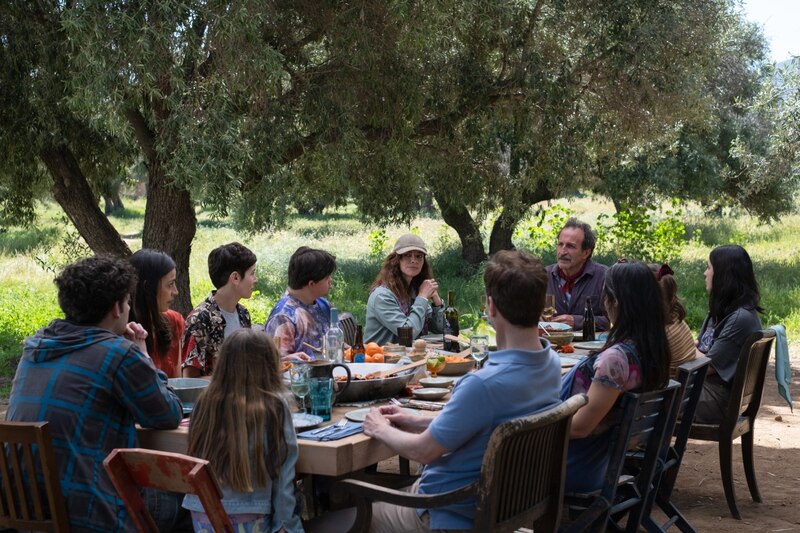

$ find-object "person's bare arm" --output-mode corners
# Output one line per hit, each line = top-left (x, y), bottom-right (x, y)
(182, 366), (201, 378)
(569, 380), (622, 439)
(364, 408), (446, 464)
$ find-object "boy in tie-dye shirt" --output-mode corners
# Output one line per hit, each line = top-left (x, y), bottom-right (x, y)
(265, 247), (337, 360)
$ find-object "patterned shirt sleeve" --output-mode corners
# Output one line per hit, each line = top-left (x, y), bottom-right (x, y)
(113, 343), (182, 428)
(265, 315), (299, 356)
(592, 346), (632, 390)
(182, 310), (211, 374)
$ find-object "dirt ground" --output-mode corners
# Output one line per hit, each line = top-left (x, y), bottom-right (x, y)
(664, 351), (800, 532)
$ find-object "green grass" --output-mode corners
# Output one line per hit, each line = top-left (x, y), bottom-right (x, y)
(2, 196), (799, 395)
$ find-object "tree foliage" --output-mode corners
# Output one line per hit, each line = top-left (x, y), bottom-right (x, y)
(1, 0), (796, 292)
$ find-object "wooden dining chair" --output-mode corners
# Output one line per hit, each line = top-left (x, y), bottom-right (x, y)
(0, 421), (69, 532)
(684, 329), (776, 520)
(564, 381), (680, 533)
(332, 394), (588, 533)
(338, 313), (359, 347)
(626, 356), (710, 533)
(103, 448), (234, 532)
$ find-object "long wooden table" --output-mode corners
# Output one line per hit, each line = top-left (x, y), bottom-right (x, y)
(140, 352), (587, 476)
(137, 403), (436, 477)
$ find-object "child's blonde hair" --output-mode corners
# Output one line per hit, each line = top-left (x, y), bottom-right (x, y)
(187, 329), (288, 491)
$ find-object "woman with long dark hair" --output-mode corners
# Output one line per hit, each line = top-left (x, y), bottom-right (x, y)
(695, 245), (763, 423)
(562, 260), (670, 493)
(129, 249), (184, 377)
(364, 234), (444, 344)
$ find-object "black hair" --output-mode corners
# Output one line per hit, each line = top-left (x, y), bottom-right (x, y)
(558, 217), (597, 252)
(708, 245), (763, 322)
(601, 261), (669, 391)
(129, 249), (176, 354)
(55, 255), (137, 325)
(287, 247), (337, 289)
(208, 242), (257, 289)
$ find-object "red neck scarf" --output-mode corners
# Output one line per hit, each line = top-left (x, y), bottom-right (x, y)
(558, 263), (586, 295)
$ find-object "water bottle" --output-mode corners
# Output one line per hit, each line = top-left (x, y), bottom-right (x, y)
(323, 308), (345, 363)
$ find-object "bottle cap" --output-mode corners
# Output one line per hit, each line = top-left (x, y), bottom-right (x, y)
(330, 307), (338, 323)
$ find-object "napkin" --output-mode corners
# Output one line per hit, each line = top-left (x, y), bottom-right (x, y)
(770, 325), (793, 412)
(297, 421), (364, 441)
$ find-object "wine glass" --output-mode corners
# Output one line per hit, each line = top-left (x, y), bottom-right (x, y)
(542, 294), (556, 322)
(470, 334), (489, 368)
(289, 365), (310, 414)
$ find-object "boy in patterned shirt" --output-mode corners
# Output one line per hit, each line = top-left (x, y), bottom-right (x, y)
(265, 246), (337, 361)
(182, 242), (257, 376)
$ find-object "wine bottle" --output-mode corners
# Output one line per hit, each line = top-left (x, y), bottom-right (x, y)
(582, 297), (596, 342)
(352, 325), (366, 363)
(443, 290), (460, 352)
(323, 307), (344, 363)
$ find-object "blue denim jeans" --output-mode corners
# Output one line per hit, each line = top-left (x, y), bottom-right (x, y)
(141, 488), (193, 532)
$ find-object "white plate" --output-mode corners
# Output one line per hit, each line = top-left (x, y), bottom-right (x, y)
(539, 322), (573, 332)
(418, 377), (454, 388)
(292, 413), (324, 430)
(345, 407), (420, 422)
(419, 334), (445, 343)
(412, 388), (450, 401)
(559, 355), (585, 368)
(572, 341), (606, 351)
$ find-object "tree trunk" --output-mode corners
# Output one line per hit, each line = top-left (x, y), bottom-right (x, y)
(142, 166), (196, 316)
(40, 145), (131, 257)
(433, 193), (487, 266)
(488, 181), (554, 255)
(126, 109), (197, 315)
(488, 209), (518, 254)
(103, 193), (125, 215)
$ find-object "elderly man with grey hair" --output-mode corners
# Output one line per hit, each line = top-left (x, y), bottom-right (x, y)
(545, 218), (609, 331)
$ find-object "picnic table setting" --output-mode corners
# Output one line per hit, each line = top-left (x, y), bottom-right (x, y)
(140, 329), (594, 479)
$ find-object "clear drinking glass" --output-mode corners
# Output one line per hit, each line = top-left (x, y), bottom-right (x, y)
(542, 294), (556, 321)
(289, 365), (310, 414)
(470, 334), (490, 368)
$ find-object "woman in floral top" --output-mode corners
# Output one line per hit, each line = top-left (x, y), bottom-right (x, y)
(561, 260), (670, 493)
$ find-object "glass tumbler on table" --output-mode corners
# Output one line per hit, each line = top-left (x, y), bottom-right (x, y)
(542, 294), (556, 321)
(309, 377), (334, 421)
(289, 365), (309, 414)
(470, 334), (490, 368)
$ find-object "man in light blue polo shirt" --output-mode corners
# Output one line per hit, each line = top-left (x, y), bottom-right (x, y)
(363, 250), (563, 532)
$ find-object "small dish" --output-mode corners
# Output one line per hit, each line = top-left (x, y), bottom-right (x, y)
(418, 376), (454, 388)
(573, 341), (606, 351)
(539, 322), (572, 332)
(420, 334), (445, 343)
(412, 388), (450, 401)
(292, 412), (324, 430)
(345, 407), (420, 423)
(438, 359), (475, 376)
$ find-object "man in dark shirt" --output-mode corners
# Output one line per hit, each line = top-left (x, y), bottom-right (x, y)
(545, 218), (609, 331)
(7, 255), (183, 532)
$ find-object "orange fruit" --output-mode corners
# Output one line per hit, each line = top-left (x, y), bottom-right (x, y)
(365, 342), (383, 356)
(372, 353), (384, 363)
(365, 355), (375, 363)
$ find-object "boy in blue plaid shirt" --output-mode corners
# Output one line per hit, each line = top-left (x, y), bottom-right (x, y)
(7, 255), (184, 532)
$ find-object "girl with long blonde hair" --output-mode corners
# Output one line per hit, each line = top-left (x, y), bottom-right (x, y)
(183, 329), (303, 532)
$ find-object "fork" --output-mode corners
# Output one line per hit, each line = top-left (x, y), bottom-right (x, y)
(309, 418), (347, 435)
